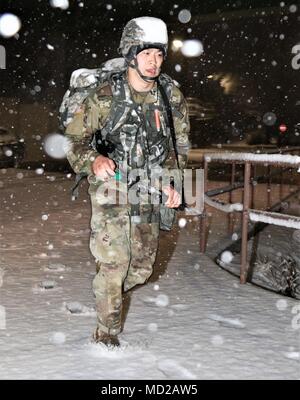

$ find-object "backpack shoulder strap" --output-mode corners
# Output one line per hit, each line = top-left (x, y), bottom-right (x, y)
(157, 76), (179, 167)
(157, 77), (186, 210)
(158, 73), (174, 99)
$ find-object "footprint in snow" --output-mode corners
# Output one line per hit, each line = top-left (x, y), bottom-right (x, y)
(142, 296), (156, 304)
(62, 240), (83, 247)
(86, 338), (150, 356)
(208, 314), (246, 329)
(87, 341), (128, 357)
(171, 304), (190, 311)
(157, 359), (197, 379)
(42, 263), (70, 272)
(63, 301), (96, 316)
(32, 280), (60, 293)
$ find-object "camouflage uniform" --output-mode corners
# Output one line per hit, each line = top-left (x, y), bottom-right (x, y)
(65, 75), (190, 335)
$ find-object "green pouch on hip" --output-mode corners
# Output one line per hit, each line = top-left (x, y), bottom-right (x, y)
(159, 205), (176, 231)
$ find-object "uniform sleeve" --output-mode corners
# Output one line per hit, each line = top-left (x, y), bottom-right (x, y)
(164, 85), (191, 171)
(64, 89), (112, 175)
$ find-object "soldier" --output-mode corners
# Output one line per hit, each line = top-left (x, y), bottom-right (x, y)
(64, 17), (190, 347)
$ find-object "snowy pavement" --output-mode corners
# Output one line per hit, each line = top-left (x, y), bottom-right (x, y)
(0, 168), (299, 379)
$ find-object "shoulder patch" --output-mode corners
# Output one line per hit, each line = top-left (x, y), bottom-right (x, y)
(170, 85), (183, 105)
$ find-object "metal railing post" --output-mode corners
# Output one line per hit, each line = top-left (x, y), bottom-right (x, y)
(251, 165), (256, 209)
(279, 169), (284, 202)
(228, 162), (236, 234)
(240, 162), (251, 284)
(200, 158), (208, 253)
(267, 165), (271, 210)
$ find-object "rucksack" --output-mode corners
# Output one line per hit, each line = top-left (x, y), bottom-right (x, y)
(59, 58), (127, 129)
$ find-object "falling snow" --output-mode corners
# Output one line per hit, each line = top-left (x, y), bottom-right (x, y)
(46, 44), (55, 51)
(49, 0), (69, 10)
(178, 9), (192, 24)
(0, 13), (21, 38)
(1, 0), (300, 380)
(220, 251), (234, 264)
(181, 40), (204, 57)
(43, 133), (69, 159)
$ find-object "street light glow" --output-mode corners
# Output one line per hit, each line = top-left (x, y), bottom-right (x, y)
(172, 39), (183, 51)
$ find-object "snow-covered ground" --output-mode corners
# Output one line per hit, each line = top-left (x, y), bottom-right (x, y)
(0, 168), (299, 379)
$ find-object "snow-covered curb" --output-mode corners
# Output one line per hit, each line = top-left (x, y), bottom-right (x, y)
(204, 195), (243, 213)
(204, 152), (300, 170)
(249, 210), (300, 230)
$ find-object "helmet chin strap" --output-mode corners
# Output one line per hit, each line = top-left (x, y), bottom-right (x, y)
(128, 58), (159, 82)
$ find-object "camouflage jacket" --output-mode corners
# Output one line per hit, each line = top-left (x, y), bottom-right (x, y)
(64, 73), (190, 180)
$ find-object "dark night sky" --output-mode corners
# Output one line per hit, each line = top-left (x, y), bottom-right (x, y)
(0, 0), (299, 149)
(1, 0), (298, 97)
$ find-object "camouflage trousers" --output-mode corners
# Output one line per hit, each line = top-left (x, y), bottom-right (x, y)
(89, 183), (160, 335)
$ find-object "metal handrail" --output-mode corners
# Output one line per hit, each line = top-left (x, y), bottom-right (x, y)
(201, 149), (300, 284)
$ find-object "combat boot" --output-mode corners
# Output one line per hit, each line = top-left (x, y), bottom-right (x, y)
(92, 328), (120, 348)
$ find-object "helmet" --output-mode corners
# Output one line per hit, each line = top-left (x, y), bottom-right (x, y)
(118, 17), (168, 61)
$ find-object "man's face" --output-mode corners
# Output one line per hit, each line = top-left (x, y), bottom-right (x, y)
(136, 48), (164, 78)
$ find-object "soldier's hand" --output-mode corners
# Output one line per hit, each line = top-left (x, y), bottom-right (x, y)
(162, 185), (181, 208)
(92, 155), (116, 180)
